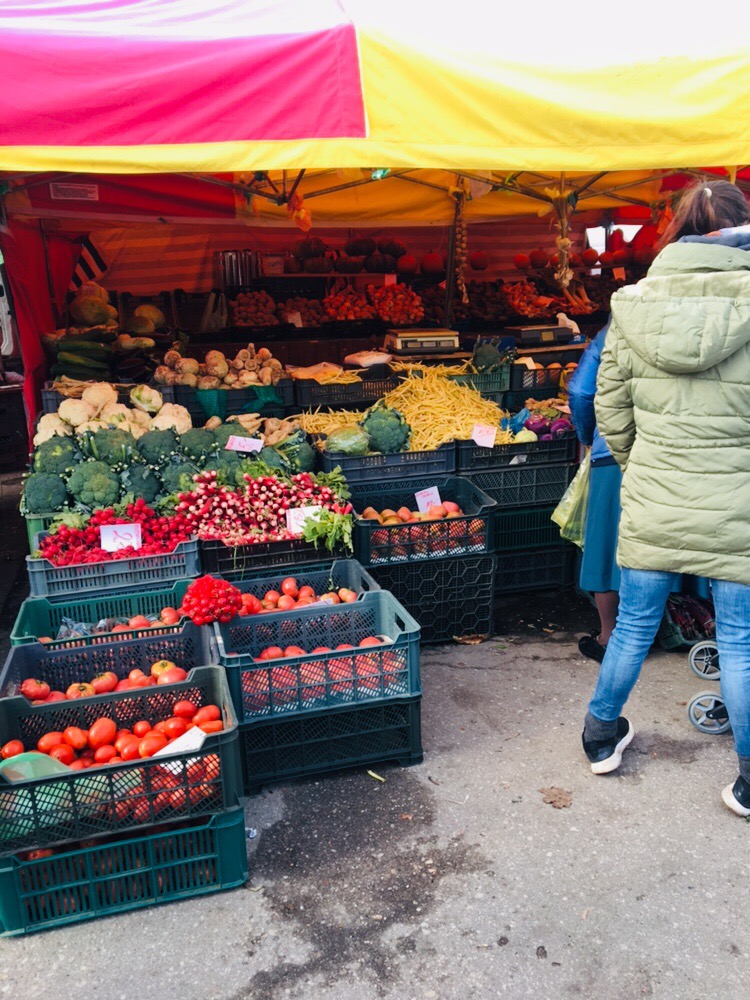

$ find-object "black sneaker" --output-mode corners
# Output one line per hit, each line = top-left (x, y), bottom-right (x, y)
(722, 776), (750, 817)
(581, 717), (635, 774)
(578, 632), (607, 664)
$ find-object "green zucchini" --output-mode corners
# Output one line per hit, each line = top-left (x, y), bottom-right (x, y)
(57, 351), (110, 371)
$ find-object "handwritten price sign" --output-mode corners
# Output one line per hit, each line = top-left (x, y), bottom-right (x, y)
(225, 435), (263, 453)
(100, 523), (142, 552)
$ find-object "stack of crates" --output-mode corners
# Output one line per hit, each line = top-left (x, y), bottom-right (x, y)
(348, 476), (498, 645)
(458, 435), (579, 595)
(209, 560), (423, 795)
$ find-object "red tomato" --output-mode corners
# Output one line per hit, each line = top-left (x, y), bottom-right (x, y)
(152, 791), (173, 814)
(192, 705), (221, 725)
(170, 788), (187, 811)
(156, 667), (188, 686)
(69, 758), (87, 771)
(264, 590), (281, 605)
(358, 636), (382, 647)
(295, 597), (315, 607)
(338, 588), (357, 604)
(173, 700), (198, 720)
(139, 734), (168, 758)
(107, 756), (123, 765)
(119, 739), (142, 762)
(280, 578), (299, 598)
(37, 732), (65, 754)
(20, 678), (51, 701)
(336, 644), (355, 651)
(186, 759), (206, 784)
(159, 606), (181, 626)
(277, 595), (296, 612)
(132, 720), (152, 738)
(284, 646), (306, 658)
(241, 593), (263, 614)
(111, 624), (131, 633)
(128, 615), (151, 629)
(152, 721), (171, 737)
(63, 726), (88, 751)
(1, 739), (24, 759)
(150, 659), (177, 679)
(88, 717), (117, 750)
(115, 679), (132, 692)
(49, 743), (75, 765)
(311, 646), (332, 654)
(91, 672), (118, 695)
(47, 691), (67, 703)
(66, 682), (95, 700)
(162, 717), (187, 740)
(128, 668), (146, 682)
(94, 745), (117, 763)
(115, 732), (139, 754)
(298, 586), (315, 600)
(261, 646), (283, 660)
(199, 720), (224, 734)
(132, 675), (155, 688)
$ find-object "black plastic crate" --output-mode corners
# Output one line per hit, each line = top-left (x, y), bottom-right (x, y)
(510, 363), (566, 391)
(318, 442), (456, 485)
(293, 378), (400, 408)
(466, 464), (576, 509)
(172, 289), (223, 332)
(201, 538), (345, 578)
(118, 290), (176, 328)
(350, 476), (496, 565)
(456, 434), (577, 471)
(366, 554), (496, 644)
(494, 506), (564, 551)
(500, 387), (561, 411)
(494, 545), (576, 593)
(240, 696), (422, 795)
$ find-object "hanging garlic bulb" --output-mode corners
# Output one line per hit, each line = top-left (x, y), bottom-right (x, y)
(454, 196), (470, 305)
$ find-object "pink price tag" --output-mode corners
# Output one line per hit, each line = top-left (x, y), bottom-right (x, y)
(225, 435), (263, 453)
(415, 486), (441, 513)
(100, 523), (142, 553)
(471, 423), (497, 449)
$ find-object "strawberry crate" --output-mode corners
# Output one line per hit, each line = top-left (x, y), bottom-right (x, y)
(350, 476), (496, 566)
(222, 559), (380, 604)
(1, 620), (213, 697)
(0, 809), (247, 936)
(213, 590), (420, 723)
(11, 581), (194, 650)
(241, 696), (422, 795)
(456, 434), (578, 471)
(494, 506), (565, 552)
(466, 464), (576, 509)
(494, 545), (576, 593)
(318, 442), (456, 485)
(26, 538), (200, 601)
(0, 666), (242, 855)
(366, 554), (496, 645)
(201, 537), (345, 578)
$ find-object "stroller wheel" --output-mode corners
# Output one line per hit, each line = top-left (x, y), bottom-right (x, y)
(688, 640), (721, 680)
(687, 691), (731, 735)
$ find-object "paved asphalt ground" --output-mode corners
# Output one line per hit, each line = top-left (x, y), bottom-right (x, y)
(1, 476), (748, 1000)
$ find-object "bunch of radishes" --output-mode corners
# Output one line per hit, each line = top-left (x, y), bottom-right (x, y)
(175, 470), (351, 547)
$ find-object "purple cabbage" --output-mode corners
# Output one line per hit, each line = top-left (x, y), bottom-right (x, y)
(524, 415), (550, 436)
(550, 418), (574, 438)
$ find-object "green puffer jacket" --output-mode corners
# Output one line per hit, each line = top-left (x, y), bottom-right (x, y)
(595, 240), (750, 584)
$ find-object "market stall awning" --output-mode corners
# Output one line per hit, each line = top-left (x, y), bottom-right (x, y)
(0, 0), (748, 175)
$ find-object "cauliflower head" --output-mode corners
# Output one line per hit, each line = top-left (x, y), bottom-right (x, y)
(58, 398), (96, 428)
(129, 384), (163, 415)
(33, 413), (73, 446)
(99, 402), (132, 426)
(81, 382), (118, 415)
(150, 403), (192, 435)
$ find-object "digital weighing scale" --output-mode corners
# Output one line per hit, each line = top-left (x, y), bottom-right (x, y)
(383, 328), (461, 354)
(503, 324), (575, 346)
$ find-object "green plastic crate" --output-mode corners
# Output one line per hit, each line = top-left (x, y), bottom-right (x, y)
(241, 696), (423, 795)
(1, 621), (213, 697)
(0, 809), (248, 936)
(350, 476), (496, 566)
(0, 666), (242, 855)
(447, 368), (510, 399)
(494, 506), (564, 551)
(11, 581), (194, 650)
(24, 515), (56, 554)
(220, 559), (380, 600)
(214, 590), (420, 723)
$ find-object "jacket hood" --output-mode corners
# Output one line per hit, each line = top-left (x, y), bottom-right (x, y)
(611, 243), (750, 374)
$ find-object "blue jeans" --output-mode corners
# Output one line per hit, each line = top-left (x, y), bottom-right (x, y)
(588, 568), (750, 760)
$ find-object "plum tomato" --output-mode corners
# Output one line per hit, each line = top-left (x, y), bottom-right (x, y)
(37, 732), (65, 754)
(139, 734), (168, 758)
(87, 717), (117, 750)
(1, 739), (24, 759)
(173, 700), (198, 720)
(49, 744), (76, 766)
(192, 705), (221, 725)
(63, 726), (88, 751)
(132, 720), (152, 738)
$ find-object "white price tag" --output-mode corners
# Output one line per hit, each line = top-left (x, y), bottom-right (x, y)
(471, 423), (497, 449)
(288, 310), (303, 328)
(415, 486), (442, 513)
(286, 505), (323, 535)
(225, 435), (263, 453)
(509, 454), (528, 466)
(100, 523), (142, 552)
(153, 731), (207, 772)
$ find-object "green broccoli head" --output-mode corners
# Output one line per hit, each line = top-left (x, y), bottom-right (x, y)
(159, 461), (201, 495)
(274, 429), (316, 472)
(80, 427), (138, 471)
(33, 436), (79, 478)
(136, 428), (180, 468)
(22, 473), (68, 514)
(67, 461), (121, 509)
(472, 342), (503, 373)
(212, 423), (237, 450)
(361, 404), (410, 454)
(120, 464), (161, 504)
(258, 446), (289, 470)
(178, 428), (218, 464)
